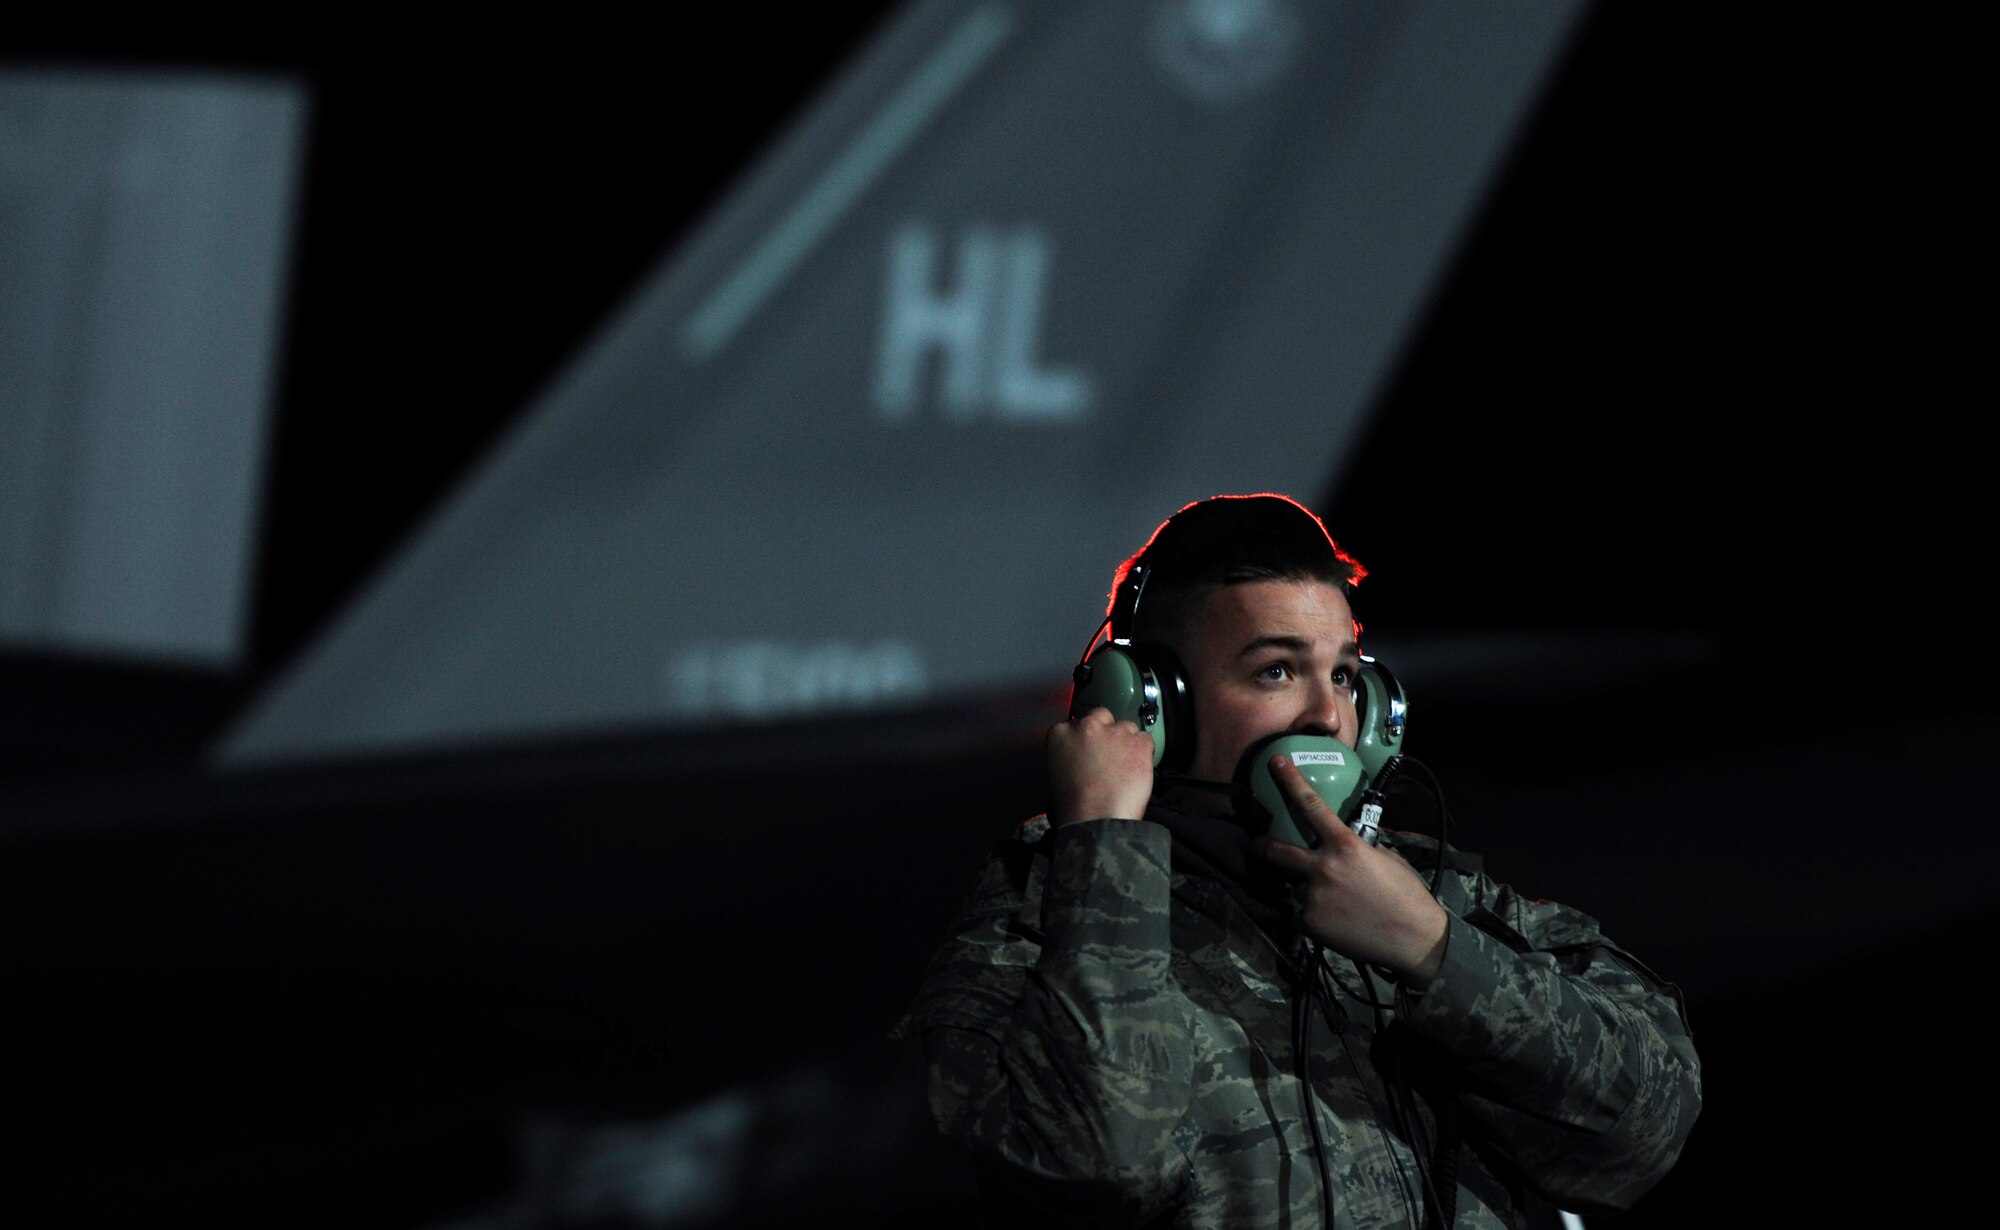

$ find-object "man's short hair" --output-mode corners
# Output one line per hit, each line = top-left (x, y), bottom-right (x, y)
(1109, 493), (1367, 649)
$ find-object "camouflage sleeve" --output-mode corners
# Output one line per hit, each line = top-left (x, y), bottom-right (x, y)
(1394, 875), (1703, 1215)
(902, 816), (1196, 1222)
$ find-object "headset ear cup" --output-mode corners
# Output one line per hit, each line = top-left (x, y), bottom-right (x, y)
(1069, 644), (1165, 768)
(1067, 643), (1197, 773)
(1132, 643), (1195, 772)
(1352, 657), (1407, 779)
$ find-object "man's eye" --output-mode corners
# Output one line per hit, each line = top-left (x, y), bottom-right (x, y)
(1257, 663), (1290, 682)
(1331, 666), (1354, 687)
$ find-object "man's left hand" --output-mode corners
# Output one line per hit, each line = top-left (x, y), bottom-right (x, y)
(1252, 755), (1450, 988)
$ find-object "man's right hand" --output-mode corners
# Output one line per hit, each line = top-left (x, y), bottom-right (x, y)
(1046, 706), (1156, 826)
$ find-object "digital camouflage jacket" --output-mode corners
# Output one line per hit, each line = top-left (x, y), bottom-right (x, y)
(900, 814), (1701, 1228)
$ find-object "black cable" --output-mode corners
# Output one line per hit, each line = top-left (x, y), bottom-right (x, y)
(1427, 1099), (1462, 1230)
(1357, 754), (1465, 1225)
(1392, 756), (1464, 1228)
(1390, 756), (1455, 897)
(1326, 960), (1426, 1227)
(1294, 942), (1337, 1229)
(1354, 957), (1448, 1227)
(1070, 612), (1112, 676)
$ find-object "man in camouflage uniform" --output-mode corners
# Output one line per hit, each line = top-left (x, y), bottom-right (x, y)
(898, 495), (1701, 1227)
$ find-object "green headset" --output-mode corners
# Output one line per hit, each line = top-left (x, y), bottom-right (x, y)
(1067, 556), (1408, 847)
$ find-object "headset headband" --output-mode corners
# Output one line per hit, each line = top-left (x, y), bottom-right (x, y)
(1109, 562), (1151, 644)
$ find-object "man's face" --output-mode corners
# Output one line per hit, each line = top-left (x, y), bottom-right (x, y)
(1174, 578), (1360, 794)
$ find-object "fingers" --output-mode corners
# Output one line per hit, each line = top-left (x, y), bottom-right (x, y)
(1071, 705), (1142, 733)
(1046, 707), (1155, 825)
(1268, 754), (1350, 847)
(1253, 834), (1317, 879)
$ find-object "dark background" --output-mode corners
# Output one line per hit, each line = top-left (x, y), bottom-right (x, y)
(3, 4), (1989, 1226)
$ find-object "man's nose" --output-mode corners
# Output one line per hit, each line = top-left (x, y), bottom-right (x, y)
(1291, 679), (1344, 737)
